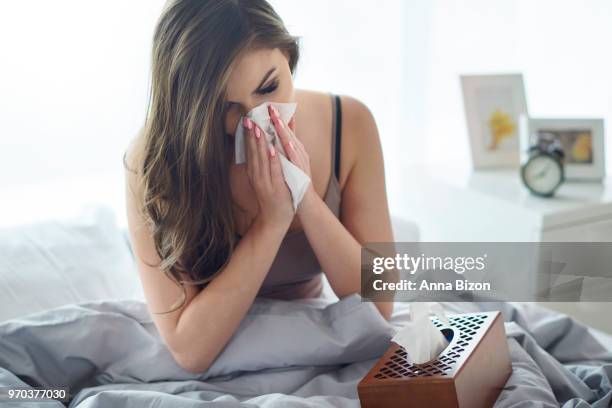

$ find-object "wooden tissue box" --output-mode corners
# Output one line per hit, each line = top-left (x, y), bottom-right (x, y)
(358, 311), (512, 408)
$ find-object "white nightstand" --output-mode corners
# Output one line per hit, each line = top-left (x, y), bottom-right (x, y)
(392, 164), (612, 334)
(395, 164), (612, 242)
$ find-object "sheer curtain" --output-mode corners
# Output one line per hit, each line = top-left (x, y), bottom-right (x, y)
(1, 1), (610, 226)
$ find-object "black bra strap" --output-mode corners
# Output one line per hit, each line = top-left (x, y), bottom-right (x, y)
(334, 95), (342, 181)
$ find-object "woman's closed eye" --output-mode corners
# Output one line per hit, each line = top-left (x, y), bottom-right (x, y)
(223, 77), (280, 135)
(257, 78), (279, 95)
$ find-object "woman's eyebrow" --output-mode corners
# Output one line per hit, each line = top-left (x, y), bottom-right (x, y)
(253, 68), (276, 93)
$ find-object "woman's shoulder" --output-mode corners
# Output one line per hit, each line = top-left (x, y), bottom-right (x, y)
(294, 89), (375, 137)
(294, 89), (375, 136)
(294, 89), (378, 191)
(293, 89), (333, 124)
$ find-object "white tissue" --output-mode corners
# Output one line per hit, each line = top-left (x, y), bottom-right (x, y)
(391, 302), (450, 364)
(234, 101), (312, 211)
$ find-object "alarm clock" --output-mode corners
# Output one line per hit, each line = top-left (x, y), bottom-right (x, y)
(520, 140), (565, 197)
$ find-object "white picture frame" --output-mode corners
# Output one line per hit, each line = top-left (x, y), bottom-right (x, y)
(461, 74), (528, 169)
(522, 117), (605, 181)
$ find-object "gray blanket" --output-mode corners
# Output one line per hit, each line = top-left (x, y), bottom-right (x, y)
(0, 294), (611, 407)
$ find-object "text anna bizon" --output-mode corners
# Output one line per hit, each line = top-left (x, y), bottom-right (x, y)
(372, 279), (492, 292)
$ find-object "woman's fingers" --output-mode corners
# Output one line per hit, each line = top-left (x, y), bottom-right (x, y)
(283, 112), (304, 150)
(254, 124), (273, 191)
(244, 117), (259, 177)
(265, 105), (311, 179)
(245, 117), (277, 193)
(268, 144), (284, 188)
(268, 105), (298, 162)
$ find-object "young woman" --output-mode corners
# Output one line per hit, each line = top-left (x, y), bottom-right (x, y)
(123, 0), (394, 374)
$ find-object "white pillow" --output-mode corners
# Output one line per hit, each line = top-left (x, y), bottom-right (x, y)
(0, 205), (144, 322)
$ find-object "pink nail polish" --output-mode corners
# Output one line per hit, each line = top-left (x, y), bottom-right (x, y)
(255, 126), (261, 138)
(269, 145), (276, 157)
(289, 141), (294, 150)
(243, 117), (252, 129)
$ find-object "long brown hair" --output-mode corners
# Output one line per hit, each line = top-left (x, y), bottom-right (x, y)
(124, 0), (299, 314)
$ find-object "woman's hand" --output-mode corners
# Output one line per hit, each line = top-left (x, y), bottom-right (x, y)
(268, 104), (321, 216)
(268, 105), (311, 179)
(243, 117), (294, 231)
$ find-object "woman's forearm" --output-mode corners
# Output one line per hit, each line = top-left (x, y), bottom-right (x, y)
(299, 190), (361, 295)
(298, 188), (395, 320)
(171, 217), (289, 373)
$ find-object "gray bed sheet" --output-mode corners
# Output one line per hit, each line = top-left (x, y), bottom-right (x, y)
(0, 293), (610, 407)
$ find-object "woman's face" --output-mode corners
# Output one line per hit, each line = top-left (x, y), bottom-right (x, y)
(224, 47), (295, 138)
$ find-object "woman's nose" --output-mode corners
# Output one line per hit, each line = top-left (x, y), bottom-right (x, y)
(226, 96), (279, 135)
(225, 103), (258, 135)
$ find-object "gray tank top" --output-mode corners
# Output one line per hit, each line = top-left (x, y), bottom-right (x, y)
(256, 93), (343, 300)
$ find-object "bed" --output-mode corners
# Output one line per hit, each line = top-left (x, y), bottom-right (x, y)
(0, 206), (610, 407)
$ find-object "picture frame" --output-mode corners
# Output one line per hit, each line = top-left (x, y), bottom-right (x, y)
(521, 117), (605, 181)
(461, 74), (528, 169)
